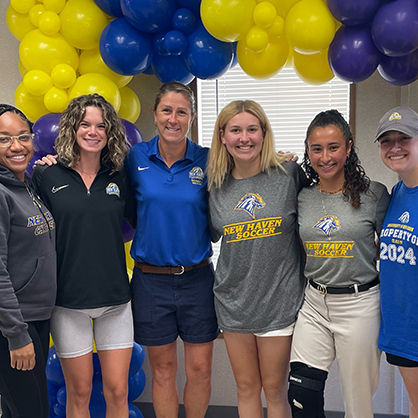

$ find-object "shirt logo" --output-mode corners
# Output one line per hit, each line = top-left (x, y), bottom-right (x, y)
(137, 166), (149, 171)
(234, 193), (266, 219)
(313, 215), (340, 238)
(189, 166), (205, 185)
(106, 183), (120, 197)
(51, 185), (69, 193)
(399, 211), (410, 223)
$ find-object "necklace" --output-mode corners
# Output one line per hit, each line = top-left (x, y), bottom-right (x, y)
(317, 183), (343, 194)
(76, 168), (98, 176)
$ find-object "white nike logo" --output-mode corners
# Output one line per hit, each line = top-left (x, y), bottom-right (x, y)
(51, 185), (70, 193)
(138, 166), (149, 171)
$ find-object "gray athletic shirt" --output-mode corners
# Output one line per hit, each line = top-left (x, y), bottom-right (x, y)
(298, 181), (390, 287)
(209, 162), (306, 333)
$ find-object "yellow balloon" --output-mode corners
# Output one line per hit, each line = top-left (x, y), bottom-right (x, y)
(24, 70), (53, 95)
(293, 48), (334, 84)
(285, 0), (336, 54)
(44, 0), (66, 13)
(29, 4), (46, 27)
(253, 2), (277, 28)
(237, 35), (289, 79)
(44, 86), (69, 112)
(125, 241), (134, 271)
(11, 0), (36, 14)
(246, 26), (269, 53)
(201, 0), (257, 42)
(267, 0), (300, 18)
(79, 48), (133, 88)
(267, 15), (284, 38)
(19, 61), (29, 78)
(285, 46), (293, 67)
(60, 0), (108, 50)
(6, 5), (37, 41)
(118, 87), (141, 123)
(38, 10), (61, 35)
(51, 63), (77, 89)
(15, 82), (49, 122)
(19, 29), (79, 74)
(68, 73), (121, 112)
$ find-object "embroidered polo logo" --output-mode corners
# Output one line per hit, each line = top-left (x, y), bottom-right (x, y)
(389, 112), (402, 121)
(234, 193), (266, 219)
(313, 215), (340, 238)
(399, 211), (410, 223)
(189, 166), (205, 185)
(106, 183), (120, 197)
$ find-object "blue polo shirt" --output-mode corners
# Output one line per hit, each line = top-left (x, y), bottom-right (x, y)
(125, 135), (213, 266)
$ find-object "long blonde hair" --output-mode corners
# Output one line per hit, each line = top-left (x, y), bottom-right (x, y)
(207, 100), (288, 190)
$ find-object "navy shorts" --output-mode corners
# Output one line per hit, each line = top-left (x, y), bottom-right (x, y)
(386, 352), (418, 368)
(130, 263), (220, 346)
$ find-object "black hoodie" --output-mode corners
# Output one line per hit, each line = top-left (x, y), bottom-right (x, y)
(0, 165), (56, 350)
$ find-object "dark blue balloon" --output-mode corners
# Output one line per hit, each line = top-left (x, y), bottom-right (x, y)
(142, 64), (154, 75)
(129, 403), (145, 418)
(230, 42), (238, 68)
(129, 343), (146, 377)
(378, 49), (418, 86)
(121, 0), (176, 33)
(122, 220), (135, 242)
(372, 0), (418, 57)
(326, 0), (380, 26)
(47, 380), (60, 405)
(164, 30), (188, 55)
(128, 369), (146, 402)
(32, 113), (60, 155)
(185, 22), (233, 79)
(329, 25), (382, 83)
(172, 8), (197, 35)
(89, 380), (106, 416)
(94, 0), (123, 18)
(122, 119), (143, 146)
(175, 0), (201, 17)
(92, 352), (102, 378)
(153, 32), (170, 56)
(100, 18), (154, 76)
(46, 346), (65, 387)
(56, 386), (66, 407)
(53, 402), (66, 418)
(151, 53), (195, 84)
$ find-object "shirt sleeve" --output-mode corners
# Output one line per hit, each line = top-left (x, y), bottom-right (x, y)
(375, 183), (391, 235)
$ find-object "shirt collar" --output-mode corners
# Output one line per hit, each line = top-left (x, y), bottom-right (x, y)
(147, 135), (195, 163)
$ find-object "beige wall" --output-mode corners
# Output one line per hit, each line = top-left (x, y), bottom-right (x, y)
(1, 0), (415, 414)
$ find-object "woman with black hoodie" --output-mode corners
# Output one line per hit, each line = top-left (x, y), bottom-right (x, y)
(0, 104), (57, 418)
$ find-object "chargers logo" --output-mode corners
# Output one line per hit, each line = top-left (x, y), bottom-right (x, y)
(189, 166), (205, 185)
(234, 193), (266, 219)
(399, 211), (410, 223)
(313, 215), (340, 238)
(106, 183), (120, 197)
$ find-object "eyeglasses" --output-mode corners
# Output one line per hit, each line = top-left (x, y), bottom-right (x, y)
(0, 134), (34, 148)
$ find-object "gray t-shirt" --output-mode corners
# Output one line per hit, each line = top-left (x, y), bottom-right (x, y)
(298, 181), (390, 287)
(209, 162), (306, 333)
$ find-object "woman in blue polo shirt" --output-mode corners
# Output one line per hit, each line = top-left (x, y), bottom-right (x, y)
(125, 82), (219, 418)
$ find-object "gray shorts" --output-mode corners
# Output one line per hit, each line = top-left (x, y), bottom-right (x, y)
(51, 302), (134, 358)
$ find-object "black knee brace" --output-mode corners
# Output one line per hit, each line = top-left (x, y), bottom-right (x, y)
(288, 362), (328, 418)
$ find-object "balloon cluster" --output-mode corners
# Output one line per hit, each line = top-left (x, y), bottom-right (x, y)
(46, 343), (146, 418)
(97, 0), (234, 85)
(6, 0), (141, 122)
(327, 0), (418, 85)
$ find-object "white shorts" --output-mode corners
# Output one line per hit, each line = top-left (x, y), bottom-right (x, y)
(254, 322), (295, 337)
(51, 302), (134, 358)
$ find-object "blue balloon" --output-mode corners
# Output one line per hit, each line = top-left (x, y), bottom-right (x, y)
(164, 30), (188, 55)
(185, 22), (233, 79)
(53, 402), (66, 418)
(56, 386), (67, 407)
(151, 53), (195, 84)
(129, 343), (146, 377)
(326, 0), (380, 26)
(94, 0), (123, 17)
(92, 352), (102, 378)
(230, 42), (238, 68)
(129, 403), (145, 418)
(153, 32), (170, 56)
(378, 49), (418, 86)
(329, 25), (382, 83)
(89, 380), (106, 416)
(46, 346), (65, 387)
(121, 0), (176, 33)
(128, 369), (146, 402)
(122, 119), (143, 146)
(175, 0), (201, 17)
(100, 18), (154, 76)
(142, 64), (154, 75)
(172, 8), (197, 35)
(32, 113), (61, 155)
(122, 220), (135, 243)
(372, 0), (418, 57)
(47, 380), (61, 405)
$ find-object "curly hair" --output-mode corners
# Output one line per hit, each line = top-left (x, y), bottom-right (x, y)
(301, 109), (370, 209)
(207, 100), (289, 190)
(0, 104), (33, 132)
(55, 94), (129, 172)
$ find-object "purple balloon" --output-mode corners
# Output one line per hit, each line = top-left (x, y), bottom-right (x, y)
(372, 0), (418, 57)
(26, 152), (42, 177)
(121, 0), (176, 33)
(329, 25), (382, 83)
(122, 119), (143, 146)
(185, 22), (233, 79)
(151, 53), (195, 84)
(32, 113), (60, 155)
(172, 8), (197, 35)
(378, 49), (418, 86)
(100, 18), (154, 76)
(326, 0), (380, 26)
(122, 220), (135, 243)
(94, 0), (123, 17)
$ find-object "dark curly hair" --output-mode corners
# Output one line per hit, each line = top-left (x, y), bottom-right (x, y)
(301, 109), (370, 209)
(0, 104), (33, 132)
